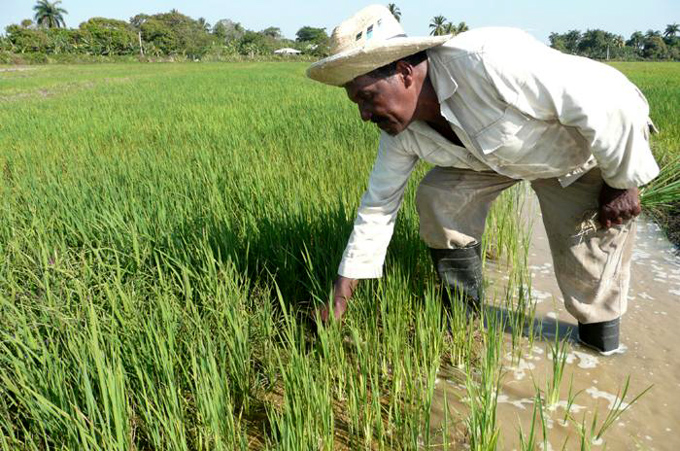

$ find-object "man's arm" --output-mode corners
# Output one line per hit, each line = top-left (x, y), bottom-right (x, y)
(319, 133), (418, 322)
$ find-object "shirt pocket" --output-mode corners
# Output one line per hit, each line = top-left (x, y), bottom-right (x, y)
(473, 106), (531, 159)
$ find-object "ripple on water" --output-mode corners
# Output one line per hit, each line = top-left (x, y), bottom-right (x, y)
(531, 289), (553, 303)
(632, 250), (652, 261)
(637, 292), (655, 300)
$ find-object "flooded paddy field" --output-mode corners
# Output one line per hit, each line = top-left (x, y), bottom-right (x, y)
(430, 196), (680, 450)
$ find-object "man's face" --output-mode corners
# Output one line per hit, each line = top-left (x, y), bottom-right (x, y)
(344, 73), (416, 136)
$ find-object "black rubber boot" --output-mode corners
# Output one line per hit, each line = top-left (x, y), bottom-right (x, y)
(430, 243), (484, 311)
(578, 318), (620, 354)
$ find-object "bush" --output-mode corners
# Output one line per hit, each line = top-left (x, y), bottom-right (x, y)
(22, 52), (49, 64)
(0, 51), (13, 64)
(79, 18), (139, 56)
(5, 25), (50, 53)
(140, 11), (212, 59)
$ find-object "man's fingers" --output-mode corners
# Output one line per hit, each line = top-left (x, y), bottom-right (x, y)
(621, 211), (634, 220)
(599, 209), (612, 228)
(599, 184), (641, 229)
(317, 305), (330, 323)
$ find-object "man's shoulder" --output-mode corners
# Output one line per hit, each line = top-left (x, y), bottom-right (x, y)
(429, 27), (544, 60)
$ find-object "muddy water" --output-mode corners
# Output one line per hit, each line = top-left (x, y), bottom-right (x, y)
(430, 196), (680, 450)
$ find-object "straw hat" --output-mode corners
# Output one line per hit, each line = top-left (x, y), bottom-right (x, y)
(307, 5), (451, 86)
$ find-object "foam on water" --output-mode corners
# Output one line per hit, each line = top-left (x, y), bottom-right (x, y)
(507, 357), (536, 380)
(565, 351), (599, 369)
(497, 394), (534, 410)
(585, 387), (630, 410)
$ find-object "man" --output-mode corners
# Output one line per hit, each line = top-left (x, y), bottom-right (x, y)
(306, 5), (659, 353)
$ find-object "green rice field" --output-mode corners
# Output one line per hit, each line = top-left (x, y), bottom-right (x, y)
(0, 61), (678, 450)
(612, 62), (680, 243)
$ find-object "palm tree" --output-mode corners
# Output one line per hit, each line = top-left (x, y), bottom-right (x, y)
(197, 17), (210, 32)
(429, 15), (447, 36)
(664, 23), (679, 38)
(387, 3), (401, 22)
(33, 0), (67, 28)
(613, 35), (625, 48)
(441, 21), (468, 36)
(627, 31), (644, 52)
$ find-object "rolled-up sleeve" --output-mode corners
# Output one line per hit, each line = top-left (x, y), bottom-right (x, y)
(338, 133), (419, 279)
(481, 32), (659, 189)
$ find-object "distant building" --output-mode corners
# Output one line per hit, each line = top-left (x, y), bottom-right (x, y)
(274, 48), (302, 55)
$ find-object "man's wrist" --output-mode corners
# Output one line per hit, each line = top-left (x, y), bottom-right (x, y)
(335, 276), (359, 297)
(600, 183), (637, 202)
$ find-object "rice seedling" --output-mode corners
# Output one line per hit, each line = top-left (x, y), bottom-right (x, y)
(565, 377), (652, 449)
(562, 375), (582, 425)
(544, 329), (569, 409)
(517, 392), (540, 450)
(592, 377), (653, 442)
(464, 307), (504, 451)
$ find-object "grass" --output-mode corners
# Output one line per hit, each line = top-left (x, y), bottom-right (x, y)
(0, 61), (675, 449)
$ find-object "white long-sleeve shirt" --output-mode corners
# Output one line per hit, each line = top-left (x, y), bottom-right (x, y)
(338, 27), (659, 279)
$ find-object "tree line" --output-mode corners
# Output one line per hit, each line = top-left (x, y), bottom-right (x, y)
(0, 2), (330, 63)
(550, 26), (680, 61)
(1, 1), (678, 63)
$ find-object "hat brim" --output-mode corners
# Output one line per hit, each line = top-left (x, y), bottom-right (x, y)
(306, 35), (452, 86)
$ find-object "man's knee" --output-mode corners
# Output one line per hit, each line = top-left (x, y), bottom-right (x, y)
(415, 178), (480, 249)
(416, 167), (466, 215)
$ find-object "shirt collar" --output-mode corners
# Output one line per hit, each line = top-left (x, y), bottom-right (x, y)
(408, 120), (466, 150)
(426, 48), (459, 103)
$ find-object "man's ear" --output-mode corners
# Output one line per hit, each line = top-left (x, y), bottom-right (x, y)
(395, 60), (414, 88)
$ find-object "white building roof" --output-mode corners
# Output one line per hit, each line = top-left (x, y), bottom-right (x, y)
(274, 48), (302, 54)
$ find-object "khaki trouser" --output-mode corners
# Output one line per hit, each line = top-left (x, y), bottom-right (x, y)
(415, 167), (635, 324)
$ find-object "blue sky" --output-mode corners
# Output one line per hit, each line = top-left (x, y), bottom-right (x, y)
(2, 0), (678, 44)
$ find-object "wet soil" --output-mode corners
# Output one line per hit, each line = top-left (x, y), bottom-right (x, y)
(431, 195), (680, 450)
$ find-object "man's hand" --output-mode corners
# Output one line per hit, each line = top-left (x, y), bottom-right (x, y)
(318, 276), (359, 323)
(598, 184), (641, 229)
